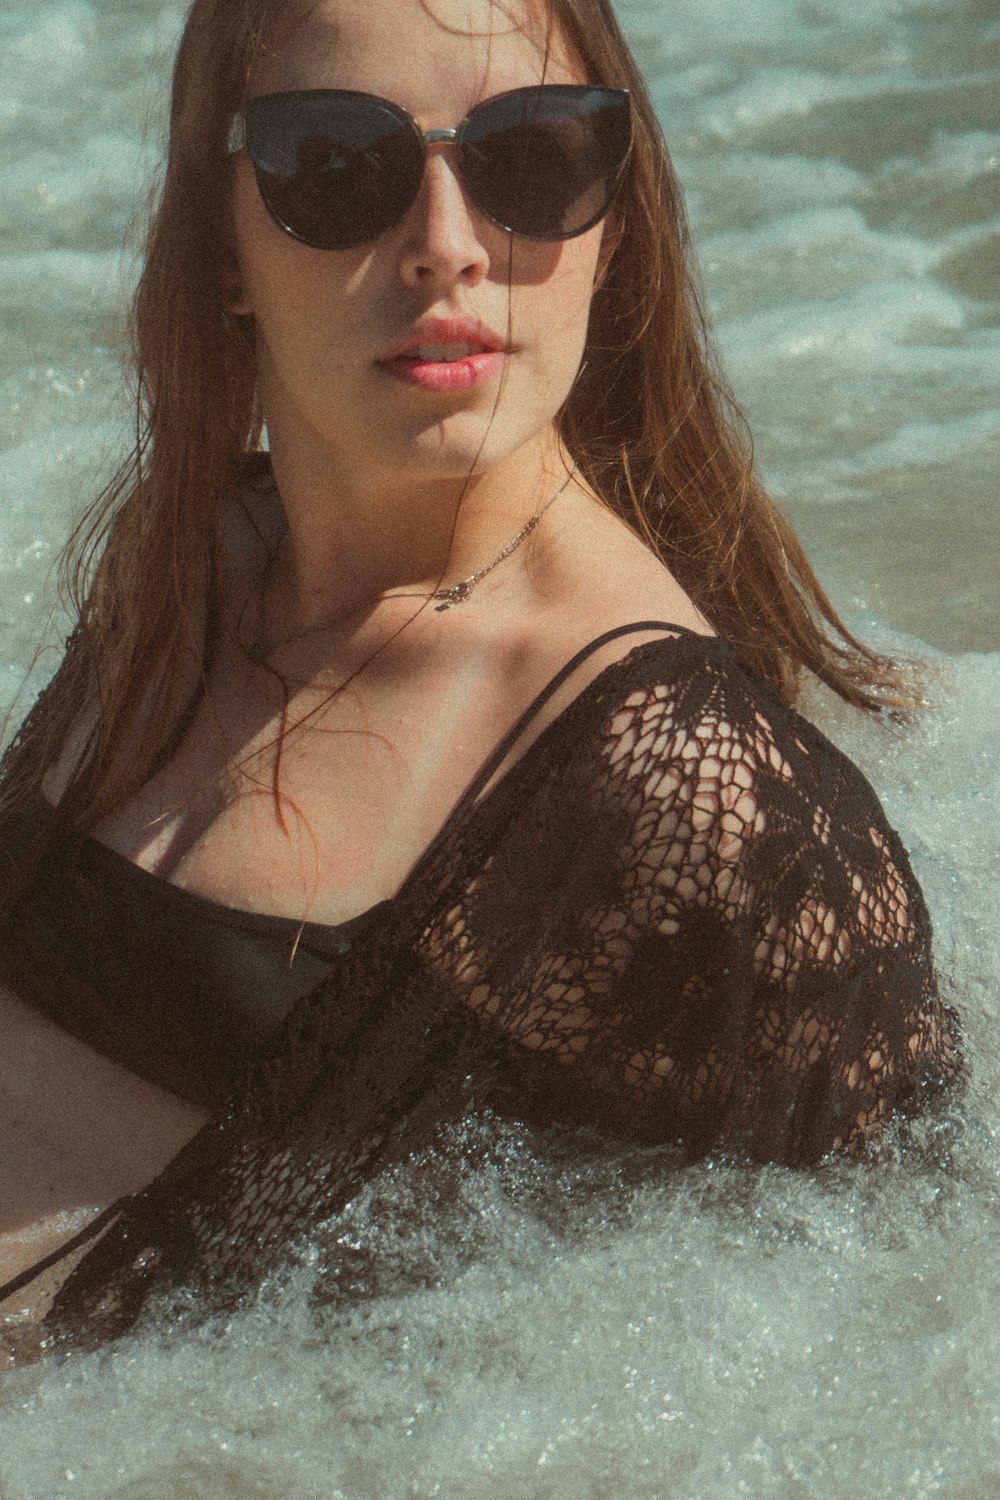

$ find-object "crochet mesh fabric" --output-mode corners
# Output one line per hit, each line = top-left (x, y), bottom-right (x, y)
(1, 629), (959, 1354)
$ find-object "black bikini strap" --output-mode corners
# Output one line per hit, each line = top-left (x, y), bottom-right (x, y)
(450, 619), (686, 820)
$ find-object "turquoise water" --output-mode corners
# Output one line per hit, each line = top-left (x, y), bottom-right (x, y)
(0, 1), (998, 1495)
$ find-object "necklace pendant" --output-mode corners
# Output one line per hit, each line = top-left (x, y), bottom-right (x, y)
(433, 579), (474, 611)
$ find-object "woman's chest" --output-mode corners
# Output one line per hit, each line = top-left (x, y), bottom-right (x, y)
(89, 642), (529, 927)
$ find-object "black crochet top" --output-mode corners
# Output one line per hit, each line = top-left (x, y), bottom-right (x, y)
(0, 625), (959, 1352)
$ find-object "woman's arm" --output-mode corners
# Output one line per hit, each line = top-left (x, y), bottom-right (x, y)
(434, 644), (959, 1163)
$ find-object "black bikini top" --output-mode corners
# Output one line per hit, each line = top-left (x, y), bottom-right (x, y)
(0, 793), (388, 1110)
(0, 624), (699, 1114)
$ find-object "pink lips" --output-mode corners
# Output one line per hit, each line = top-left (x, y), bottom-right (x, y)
(378, 317), (508, 393)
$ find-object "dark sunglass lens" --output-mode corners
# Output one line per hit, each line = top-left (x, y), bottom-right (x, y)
(246, 92), (424, 250)
(458, 87), (630, 240)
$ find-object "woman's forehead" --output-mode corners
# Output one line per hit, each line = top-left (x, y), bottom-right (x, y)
(251, 0), (580, 102)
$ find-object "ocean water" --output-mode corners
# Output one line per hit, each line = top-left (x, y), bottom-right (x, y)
(0, 0), (998, 1496)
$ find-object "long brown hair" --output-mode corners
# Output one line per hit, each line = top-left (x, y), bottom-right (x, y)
(4, 0), (911, 827)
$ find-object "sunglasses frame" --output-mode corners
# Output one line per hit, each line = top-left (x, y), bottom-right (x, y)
(227, 84), (632, 251)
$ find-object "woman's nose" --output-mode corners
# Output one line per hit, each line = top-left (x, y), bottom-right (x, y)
(396, 150), (493, 289)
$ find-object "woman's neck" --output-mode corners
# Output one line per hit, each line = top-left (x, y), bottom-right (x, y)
(258, 429), (577, 641)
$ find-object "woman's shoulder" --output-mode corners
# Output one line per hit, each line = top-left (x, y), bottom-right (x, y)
(548, 626), (865, 797)
(513, 625), (923, 923)
(430, 622), (958, 1164)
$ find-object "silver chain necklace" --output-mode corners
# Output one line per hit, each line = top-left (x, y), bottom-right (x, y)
(425, 463), (577, 611)
(248, 465), (577, 659)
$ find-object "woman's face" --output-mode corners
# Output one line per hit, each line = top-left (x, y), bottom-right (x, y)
(230, 0), (606, 490)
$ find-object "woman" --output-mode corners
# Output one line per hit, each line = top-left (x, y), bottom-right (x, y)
(0, 0), (958, 1359)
